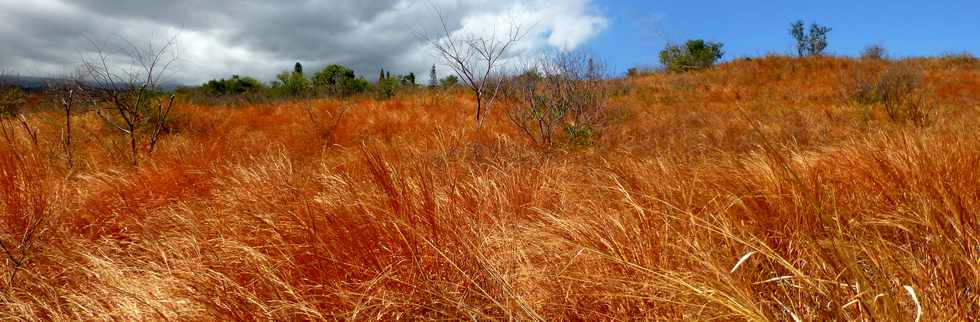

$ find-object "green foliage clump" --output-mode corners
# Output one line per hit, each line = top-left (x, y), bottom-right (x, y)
(313, 64), (368, 96)
(563, 124), (594, 147)
(429, 65), (438, 88)
(345, 78), (370, 94)
(134, 90), (174, 131)
(273, 70), (310, 97)
(377, 76), (399, 99)
(790, 21), (832, 57)
(294, 62), (304, 75)
(439, 75), (459, 87)
(202, 75), (263, 96)
(506, 52), (622, 148)
(0, 87), (27, 118)
(658, 39), (724, 73)
(370, 69), (428, 98)
(313, 64), (355, 88)
(401, 73), (416, 87)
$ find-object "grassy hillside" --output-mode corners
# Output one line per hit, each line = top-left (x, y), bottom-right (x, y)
(0, 56), (977, 320)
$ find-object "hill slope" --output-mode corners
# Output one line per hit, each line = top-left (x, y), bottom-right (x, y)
(0, 56), (977, 320)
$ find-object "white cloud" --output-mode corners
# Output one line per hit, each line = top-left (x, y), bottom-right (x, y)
(0, 0), (608, 84)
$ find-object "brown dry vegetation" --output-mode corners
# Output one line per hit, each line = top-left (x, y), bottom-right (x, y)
(0, 56), (978, 320)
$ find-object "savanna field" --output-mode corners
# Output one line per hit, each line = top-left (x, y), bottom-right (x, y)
(1, 56), (979, 320)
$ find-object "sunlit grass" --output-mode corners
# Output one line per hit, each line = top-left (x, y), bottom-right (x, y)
(0, 56), (977, 320)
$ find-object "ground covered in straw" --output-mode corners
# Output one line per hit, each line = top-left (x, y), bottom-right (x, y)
(0, 56), (977, 320)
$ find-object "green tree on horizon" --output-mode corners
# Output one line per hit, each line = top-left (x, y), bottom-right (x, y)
(294, 62), (304, 75)
(790, 21), (832, 57)
(429, 65), (438, 88)
(313, 64), (367, 96)
(659, 39), (724, 72)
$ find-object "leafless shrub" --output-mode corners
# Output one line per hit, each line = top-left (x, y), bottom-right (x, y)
(848, 63), (933, 125)
(0, 117), (37, 148)
(626, 67), (641, 78)
(16, 116), (38, 146)
(861, 44), (887, 60)
(421, 7), (526, 129)
(61, 89), (75, 169)
(937, 52), (979, 69)
(305, 102), (350, 145)
(504, 51), (622, 147)
(80, 35), (179, 165)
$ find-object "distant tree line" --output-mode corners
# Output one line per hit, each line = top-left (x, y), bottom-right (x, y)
(191, 18), (837, 103)
(193, 61), (462, 102)
(202, 75), (263, 96)
(654, 20), (833, 74)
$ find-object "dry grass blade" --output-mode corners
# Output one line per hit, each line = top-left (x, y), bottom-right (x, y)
(0, 55), (974, 320)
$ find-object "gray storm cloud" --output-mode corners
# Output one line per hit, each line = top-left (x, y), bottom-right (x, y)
(0, 0), (607, 85)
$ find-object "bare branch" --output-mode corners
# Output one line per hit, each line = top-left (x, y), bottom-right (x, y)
(147, 94), (175, 154)
(80, 34), (180, 165)
(15, 115), (37, 146)
(62, 89), (74, 169)
(421, 5), (526, 129)
(94, 108), (131, 134)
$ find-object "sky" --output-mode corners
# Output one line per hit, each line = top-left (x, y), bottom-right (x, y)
(0, 0), (977, 85)
(589, 0), (980, 73)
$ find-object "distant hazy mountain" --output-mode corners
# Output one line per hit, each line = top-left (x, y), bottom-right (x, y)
(0, 75), (180, 92)
(0, 75), (70, 91)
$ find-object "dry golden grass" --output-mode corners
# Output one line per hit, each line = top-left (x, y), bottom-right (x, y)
(0, 56), (977, 320)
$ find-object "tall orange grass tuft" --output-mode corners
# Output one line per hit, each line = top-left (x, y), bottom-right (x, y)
(0, 56), (976, 320)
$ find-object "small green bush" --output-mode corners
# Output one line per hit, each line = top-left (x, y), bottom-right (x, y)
(400, 73), (416, 87)
(0, 87), (27, 118)
(377, 77), (399, 99)
(563, 124), (594, 147)
(439, 75), (459, 87)
(344, 78), (370, 94)
(505, 51), (622, 148)
(658, 39), (724, 73)
(272, 70), (310, 97)
(313, 64), (368, 96)
(203, 75), (263, 96)
(312, 65), (354, 88)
